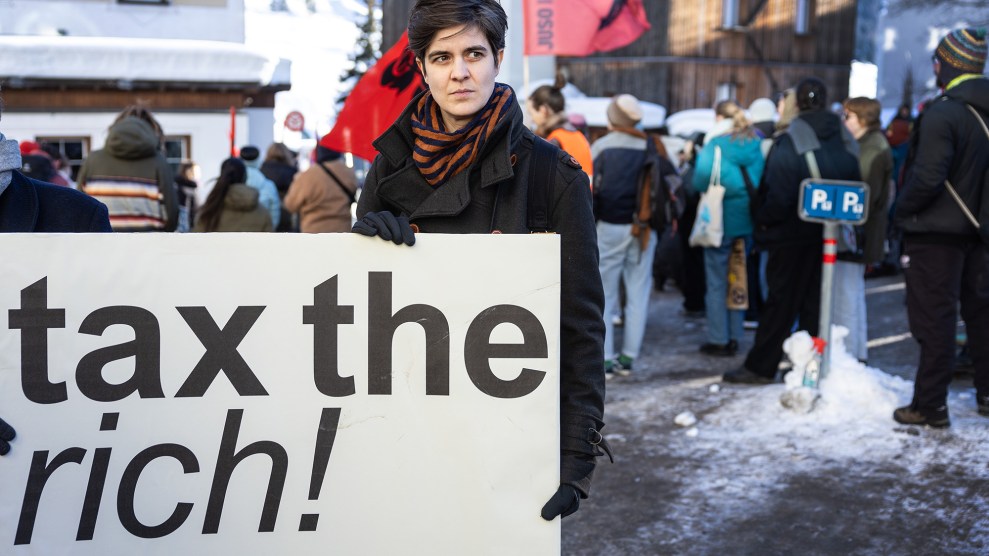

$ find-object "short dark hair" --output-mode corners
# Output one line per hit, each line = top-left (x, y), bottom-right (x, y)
(796, 78), (828, 112)
(407, 0), (508, 66)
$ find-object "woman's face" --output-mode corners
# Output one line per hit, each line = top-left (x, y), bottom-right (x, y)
(416, 24), (503, 132)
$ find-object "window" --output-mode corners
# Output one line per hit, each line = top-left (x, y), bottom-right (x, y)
(716, 83), (737, 102)
(164, 135), (192, 176)
(34, 136), (90, 182)
(796, 0), (812, 35)
(722, 0), (740, 29)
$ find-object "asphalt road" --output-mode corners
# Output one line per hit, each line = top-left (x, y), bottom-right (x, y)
(561, 272), (989, 555)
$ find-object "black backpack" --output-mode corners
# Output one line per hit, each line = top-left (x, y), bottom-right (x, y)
(527, 137), (559, 233)
(637, 135), (685, 232)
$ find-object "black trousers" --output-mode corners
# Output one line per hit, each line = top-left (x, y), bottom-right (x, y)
(744, 244), (822, 377)
(903, 239), (989, 410)
(678, 200), (706, 312)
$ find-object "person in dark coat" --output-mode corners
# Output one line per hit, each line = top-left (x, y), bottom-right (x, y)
(892, 28), (989, 427)
(260, 142), (299, 232)
(723, 77), (862, 384)
(0, 98), (112, 455)
(351, 0), (609, 521)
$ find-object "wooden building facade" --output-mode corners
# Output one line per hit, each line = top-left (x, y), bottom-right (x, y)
(565, 0), (858, 112)
(381, 0), (858, 114)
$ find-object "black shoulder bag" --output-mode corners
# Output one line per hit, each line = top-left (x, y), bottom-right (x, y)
(318, 162), (357, 205)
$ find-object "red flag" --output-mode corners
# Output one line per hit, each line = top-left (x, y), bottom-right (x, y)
(523, 0), (650, 56)
(321, 32), (425, 162)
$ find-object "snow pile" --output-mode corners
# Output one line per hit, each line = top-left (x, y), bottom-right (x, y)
(782, 327), (912, 420)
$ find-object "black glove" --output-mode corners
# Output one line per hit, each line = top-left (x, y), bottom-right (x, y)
(540, 484), (580, 521)
(352, 211), (416, 246)
(0, 416), (15, 456)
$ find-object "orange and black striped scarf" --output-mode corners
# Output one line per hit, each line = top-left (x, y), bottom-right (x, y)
(411, 83), (514, 187)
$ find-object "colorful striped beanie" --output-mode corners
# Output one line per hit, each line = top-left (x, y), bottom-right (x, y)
(936, 28), (987, 74)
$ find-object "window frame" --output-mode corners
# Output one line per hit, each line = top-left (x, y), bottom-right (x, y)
(163, 135), (192, 176)
(34, 136), (91, 182)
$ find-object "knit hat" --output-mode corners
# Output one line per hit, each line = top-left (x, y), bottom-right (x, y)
(747, 98), (776, 123)
(19, 140), (40, 156)
(936, 28), (987, 74)
(239, 145), (261, 168)
(607, 94), (643, 128)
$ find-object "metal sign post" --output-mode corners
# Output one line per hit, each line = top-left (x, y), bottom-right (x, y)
(796, 178), (870, 388)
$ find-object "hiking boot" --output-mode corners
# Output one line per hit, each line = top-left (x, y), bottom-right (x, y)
(977, 395), (989, 417)
(722, 367), (774, 385)
(893, 404), (950, 428)
(613, 355), (633, 377)
(700, 340), (738, 357)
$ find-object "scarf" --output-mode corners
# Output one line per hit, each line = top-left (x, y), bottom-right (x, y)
(411, 83), (515, 187)
(610, 126), (647, 140)
(0, 132), (22, 198)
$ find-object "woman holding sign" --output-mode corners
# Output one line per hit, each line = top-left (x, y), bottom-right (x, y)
(352, 0), (610, 521)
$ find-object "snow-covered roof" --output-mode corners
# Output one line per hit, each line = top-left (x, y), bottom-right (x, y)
(0, 36), (290, 86)
(665, 108), (716, 138)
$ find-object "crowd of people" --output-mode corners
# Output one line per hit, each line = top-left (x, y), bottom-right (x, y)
(1, 0), (986, 521)
(9, 105), (360, 235)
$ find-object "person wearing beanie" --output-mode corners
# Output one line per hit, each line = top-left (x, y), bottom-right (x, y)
(747, 98), (777, 139)
(591, 93), (675, 377)
(891, 27), (989, 428)
(238, 144), (281, 229)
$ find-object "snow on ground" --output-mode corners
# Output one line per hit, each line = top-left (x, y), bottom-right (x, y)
(571, 284), (989, 554)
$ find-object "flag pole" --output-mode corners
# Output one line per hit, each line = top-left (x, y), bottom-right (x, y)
(523, 55), (530, 99)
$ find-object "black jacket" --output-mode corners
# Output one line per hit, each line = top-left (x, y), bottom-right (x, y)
(1, 171), (111, 232)
(894, 77), (989, 242)
(357, 88), (608, 497)
(754, 111), (862, 248)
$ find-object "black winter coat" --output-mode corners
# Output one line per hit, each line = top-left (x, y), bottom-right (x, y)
(357, 88), (608, 497)
(894, 77), (989, 242)
(754, 111), (862, 248)
(1, 171), (111, 232)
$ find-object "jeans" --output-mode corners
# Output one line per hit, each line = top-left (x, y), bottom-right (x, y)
(597, 222), (657, 360)
(832, 261), (867, 361)
(703, 235), (747, 345)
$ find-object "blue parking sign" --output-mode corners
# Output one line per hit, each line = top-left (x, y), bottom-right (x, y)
(798, 179), (870, 224)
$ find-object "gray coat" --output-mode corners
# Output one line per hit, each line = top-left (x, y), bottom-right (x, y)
(357, 89), (609, 497)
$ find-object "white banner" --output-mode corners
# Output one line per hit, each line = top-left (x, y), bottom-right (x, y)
(0, 233), (561, 555)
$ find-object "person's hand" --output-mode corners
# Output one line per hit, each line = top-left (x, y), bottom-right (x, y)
(540, 484), (580, 520)
(0, 416), (15, 456)
(352, 212), (416, 246)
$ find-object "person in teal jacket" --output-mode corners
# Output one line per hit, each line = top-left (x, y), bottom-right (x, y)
(692, 100), (765, 356)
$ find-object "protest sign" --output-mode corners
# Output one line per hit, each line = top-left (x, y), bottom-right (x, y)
(0, 233), (561, 555)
